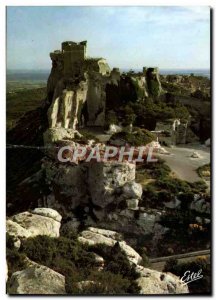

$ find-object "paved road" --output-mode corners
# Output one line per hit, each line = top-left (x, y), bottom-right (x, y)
(158, 144), (210, 183)
(149, 250), (210, 272)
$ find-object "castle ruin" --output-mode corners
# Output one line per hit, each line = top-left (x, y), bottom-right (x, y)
(46, 41), (162, 130)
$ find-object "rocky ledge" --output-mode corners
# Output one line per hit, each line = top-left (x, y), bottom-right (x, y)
(6, 208), (189, 295)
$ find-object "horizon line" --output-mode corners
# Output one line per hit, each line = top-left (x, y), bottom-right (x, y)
(7, 67), (210, 72)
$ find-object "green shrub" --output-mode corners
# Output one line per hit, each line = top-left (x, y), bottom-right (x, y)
(18, 236), (141, 295)
(66, 270), (137, 295)
(163, 258), (178, 272)
(178, 192), (194, 210)
(74, 130), (99, 144)
(21, 235), (97, 276)
(163, 258), (211, 294)
(87, 242), (139, 280)
(6, 247), (27, 278)
(140, 184), (164, 208)
(197, 164), (210, 178)
(65, 241), (141, 294)
(60, 227), (78, 240)
(156, 178), (191, 194)
(174, 105), (190, 122)
(111, 128), (155, 146)
(190, 180), (208, 193)
(6, 233), (15, 249)
(105, 110), (119, 126)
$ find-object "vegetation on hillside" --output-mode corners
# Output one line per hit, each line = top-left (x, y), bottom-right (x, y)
(163, 257), (211, 294)
(136, 158), (210, 256)
(6, 87), (46, 130)
(197, 163), (211, 178)
(110, 127), (155, 146)
(6, 233), (141, 295)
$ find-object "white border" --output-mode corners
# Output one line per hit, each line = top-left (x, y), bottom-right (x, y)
(1, 0), (215, 299)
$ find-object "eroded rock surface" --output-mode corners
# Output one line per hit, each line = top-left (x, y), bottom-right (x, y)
(7, 208), (61, 241)
(135, 265), (188, 294)
(78, 227), (142, 265)
(8, 264), (66, 295)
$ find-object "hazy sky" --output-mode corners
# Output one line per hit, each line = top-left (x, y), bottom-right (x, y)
(7, 6), (210, 70)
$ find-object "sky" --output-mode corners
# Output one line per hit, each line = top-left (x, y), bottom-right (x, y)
(6, 6), (211, 70)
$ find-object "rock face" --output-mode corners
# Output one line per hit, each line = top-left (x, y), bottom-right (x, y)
(38, 154), (166, 244)
(8, 264), (66, 294)
(43, 127), (76, 144)
(78, 227), (142, 265)
(14, 141), (165, 245)
(122, 182), (142, 199)
(135, 265), (188, 294)
(41, 158), (143, 218)
(190, 196), (210, 214)
(6, 208), (61, 242)
(88, 161), (137, 208)
(48, 84), (88, 130)
(42, 159), (89, 215)
(6, 220), (31, 240)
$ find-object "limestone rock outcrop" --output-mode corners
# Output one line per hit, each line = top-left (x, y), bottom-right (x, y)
(135, 265), (188, 294)
(78, 227), (142, 265)
(41, 160), (89, 216)
(40, 158), (143, 218)
(8, 264), (66, 294)
(39, 154), (166, 244)
(88, 161), (137, 208)
(6, 208), (62, 242)
(190, 195), (210, 214)
(48, 83), (88, 130)
(31, 207), (62, 222)
(122, 182), (142, 199)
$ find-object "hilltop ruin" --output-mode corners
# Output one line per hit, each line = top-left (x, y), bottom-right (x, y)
(46, 41), (162, 129)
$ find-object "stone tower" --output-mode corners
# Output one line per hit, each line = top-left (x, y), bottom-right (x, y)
(61, 41), (87, 77)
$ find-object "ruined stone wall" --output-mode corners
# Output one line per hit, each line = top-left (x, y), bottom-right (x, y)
(155, 119), (189, 145)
